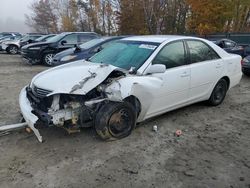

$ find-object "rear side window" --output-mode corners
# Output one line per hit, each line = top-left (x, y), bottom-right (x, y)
(187, 40), (220, 63)
(78, 34), (97, 43)
(152, 41), (186, 69)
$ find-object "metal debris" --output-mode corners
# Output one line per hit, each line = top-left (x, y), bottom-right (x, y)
(153, 125), (158, 132)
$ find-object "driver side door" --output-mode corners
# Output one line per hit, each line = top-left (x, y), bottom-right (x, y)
(146, 40), (191, 116)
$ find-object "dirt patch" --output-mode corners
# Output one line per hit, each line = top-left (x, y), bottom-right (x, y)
(0, 53), (250, 188)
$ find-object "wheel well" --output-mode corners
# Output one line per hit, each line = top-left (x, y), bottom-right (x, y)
(221, 76), (230, 89)
(8, 44), (18, 48)
(124, 95), (141, 117)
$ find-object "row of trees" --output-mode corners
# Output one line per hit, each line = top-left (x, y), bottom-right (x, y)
(26, 0), (250, 35)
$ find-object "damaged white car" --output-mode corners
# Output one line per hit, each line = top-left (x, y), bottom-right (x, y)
(19, 36), (242, 142)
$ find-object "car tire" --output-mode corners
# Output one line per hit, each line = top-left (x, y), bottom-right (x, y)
(207, 79), (228, 106)
(43, 53), (54, 66)
(95, 102), (136, 141)
(7, 45), (18, 55)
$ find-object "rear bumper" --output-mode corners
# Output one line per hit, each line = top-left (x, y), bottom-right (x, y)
(19, 86), (43, 142)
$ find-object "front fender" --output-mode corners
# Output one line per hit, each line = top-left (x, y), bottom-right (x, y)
(105, 76), (163, 121)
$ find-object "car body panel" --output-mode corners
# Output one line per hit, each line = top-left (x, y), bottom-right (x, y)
(30, 61), (118, 95)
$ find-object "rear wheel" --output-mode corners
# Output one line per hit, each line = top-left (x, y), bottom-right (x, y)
(7, 45), (18, 54)
(95, 102), (136, 141)
(43, 53), (54, 66)
(207, 79), (228, 106)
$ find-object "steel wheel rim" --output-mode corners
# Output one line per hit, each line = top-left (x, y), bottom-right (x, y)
(45, 54), (54, 65)
(108, 108), (133, 137)
(214, 82), (226, 103)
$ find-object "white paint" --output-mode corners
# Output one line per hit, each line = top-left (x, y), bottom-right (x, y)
(19, 36), (242, 142)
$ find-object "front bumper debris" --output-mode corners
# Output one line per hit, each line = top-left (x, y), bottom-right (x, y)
(19, 86), (43, 142)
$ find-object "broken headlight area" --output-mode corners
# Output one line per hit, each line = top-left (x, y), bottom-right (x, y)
(25, 86), (106, 133)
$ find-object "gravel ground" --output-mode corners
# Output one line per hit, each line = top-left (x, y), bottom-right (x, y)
(0, 52), (250, 188)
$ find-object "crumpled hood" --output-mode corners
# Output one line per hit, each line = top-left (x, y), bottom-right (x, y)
(31, 60), (119, 95)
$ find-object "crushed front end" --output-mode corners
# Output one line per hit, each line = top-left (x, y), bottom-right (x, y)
(19, 84), (107, 142)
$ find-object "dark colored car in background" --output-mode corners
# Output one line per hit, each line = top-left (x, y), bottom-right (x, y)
(52, 36), (126, 66)
(1, 34), (44, 54)
(21, 32), (99, 66)
(242, 56), (250, 76)
(214, 39), (246, 57)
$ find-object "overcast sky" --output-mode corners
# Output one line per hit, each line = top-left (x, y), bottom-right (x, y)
(0, 0), (34, 33)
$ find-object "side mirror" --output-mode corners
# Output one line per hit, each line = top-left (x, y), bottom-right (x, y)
(61, 40), (67, 45)
(93, 46), (102, 53)
(28, 39), (33, 43)
(146, 64), (166, 74)
(74, 44), (81, 52)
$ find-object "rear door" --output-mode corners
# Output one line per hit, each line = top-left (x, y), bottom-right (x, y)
(186, 40), (223, 101)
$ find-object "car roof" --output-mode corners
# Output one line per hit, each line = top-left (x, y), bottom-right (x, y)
(121, 35), (200, 43)
(61, 32), (98, 35)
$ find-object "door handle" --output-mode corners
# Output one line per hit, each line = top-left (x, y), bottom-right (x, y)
(216, 63), (222, 68)
(180, 72), (190, 77)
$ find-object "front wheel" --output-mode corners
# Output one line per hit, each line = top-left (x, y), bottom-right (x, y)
(207, 79), (228, 106)
(43, 53), (54, 66)
(7, 45), (19, 54)
(95, 102), (136, 141)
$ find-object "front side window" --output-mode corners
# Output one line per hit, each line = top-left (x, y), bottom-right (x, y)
(152, 41), (186, 69)
(187, 40), (220, 63)
(62, 34), (77, 44)
(90, 40), (159, 70)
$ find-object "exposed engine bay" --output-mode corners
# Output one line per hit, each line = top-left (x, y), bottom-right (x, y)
(25, 70), (126, 133)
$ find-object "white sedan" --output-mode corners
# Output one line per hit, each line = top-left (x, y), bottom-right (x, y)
(19, 35), (242, 142)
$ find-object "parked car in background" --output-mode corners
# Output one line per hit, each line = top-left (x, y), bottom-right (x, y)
(21, 32), (100, 66)
(0, 34), (22, 51)
(52, 36), (126, 66)
(19, 35), (242, 142)
(0, 32), (22, 38)
(242, 56), (250, 76)
(213, 39), (246, 57)
(1, 34), (44, 54)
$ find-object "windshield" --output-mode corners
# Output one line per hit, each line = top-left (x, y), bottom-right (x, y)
(80, 38), (105, 49)
(89, 40), (159, 70)
(46, 33), (65, 43)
